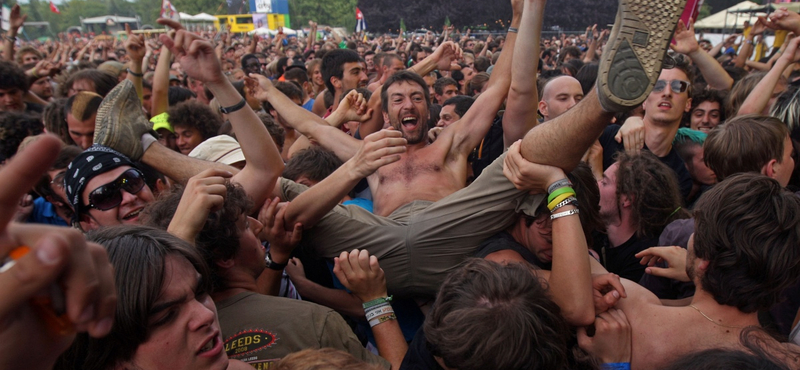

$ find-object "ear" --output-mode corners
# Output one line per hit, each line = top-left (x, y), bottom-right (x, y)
(538, 100), (548, 118)
(382, 110), (390, 124)
(215, 258), (235, 269)
(684, 97), (692, 113)
(330, 76), (342, 91)
(79, 213), (98, 232)
(762, 158), (779, 180)
(619, 193), (633, 209)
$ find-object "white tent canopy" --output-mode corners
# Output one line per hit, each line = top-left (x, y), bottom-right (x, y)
(81, 15), (139, 25)
(694, 1), (764, 30)
(193, 13), (217, 22)
(178, 12), (194, 21)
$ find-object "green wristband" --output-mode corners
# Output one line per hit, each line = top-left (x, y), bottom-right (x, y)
(548, 186), (575, 204)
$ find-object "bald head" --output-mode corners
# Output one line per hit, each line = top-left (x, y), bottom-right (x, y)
(539, 76), (583, 121)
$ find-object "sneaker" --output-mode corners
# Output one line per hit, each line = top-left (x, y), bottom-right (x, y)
(93, 80), (155, 161)
(597, 0), (688, 112)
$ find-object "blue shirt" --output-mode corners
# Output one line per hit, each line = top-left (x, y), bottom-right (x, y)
(27, 197), (69, 226)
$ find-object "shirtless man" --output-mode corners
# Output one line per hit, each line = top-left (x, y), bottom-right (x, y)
(259, 0), (684, 300)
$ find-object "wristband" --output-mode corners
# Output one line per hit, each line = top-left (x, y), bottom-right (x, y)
(602, 363), (631, 370)
(547, 186), (575, 204)
(362, 296), (393, 309)
(219, 98), (247, 114)
(365, 306), (394, 321)
(550, 209), (579, 220)
(265, 250), (288, 270)
(550, 197), (578, 213)
(507, 27), (518, 33)
(547, 178), (572, 194)
(368, 313), (397, 327)
(364, 301), (391, 315)
(127, 68), (144, 77)
(547, 192), (575, 211)
(5, 36), (16, 42)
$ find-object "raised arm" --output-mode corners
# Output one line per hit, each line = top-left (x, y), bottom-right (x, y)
(445, 0), (521, 155)
(249, 73), (361, 161)
(671, 20), (733, 90)
(124, 25), (147, 100)
(3, 5), (26, 62)
(734, 18), (767, 69)
(160, 19), (283, 210)
(737, 35), (800, 115)
(502, 0), (545, 148)
(502, 141), (594, 326)
(151, 43), (173, 117)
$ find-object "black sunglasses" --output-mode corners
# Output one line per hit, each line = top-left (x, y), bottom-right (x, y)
(653, 79), (690, 94)
(87, 168), (146, 211)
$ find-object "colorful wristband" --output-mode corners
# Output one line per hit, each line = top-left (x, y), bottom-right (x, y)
(547, 178), (572, 194)
(362, 296), (393, 309)
(601, 363), (631, 370)
(368, 313), (397, 328)
(547, 186), (575, 204)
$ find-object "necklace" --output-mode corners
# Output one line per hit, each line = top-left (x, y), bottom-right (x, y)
(689, 304), (745, 329)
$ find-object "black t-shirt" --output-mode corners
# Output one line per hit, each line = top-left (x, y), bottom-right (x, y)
(400, 328), (443, 370)
(473, 231), (550, 270)
(469, 116), (504, 179)
(599, 124), (693, 200)
(594, 233), (660, 282)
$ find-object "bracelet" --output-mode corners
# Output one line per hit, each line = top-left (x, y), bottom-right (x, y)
(547, 186), (575, 204)
(745, 39), (754, 45)
(368, 313), (397, 327)
(5, 36), (16, 42)
(547, 192), (575, 211)
(550, 197), (578, 213)
(547, 178), (572, 194)
(363, 301), (391, 316)
(507, 27), (519, 33)
(362, 296), (393, 309)
(127, 68), (144, 77)
(550, 209), (579, 220)
(601, 363), (631, 370)
(219, 98), (247, 114)
(365, 306), (394, 321)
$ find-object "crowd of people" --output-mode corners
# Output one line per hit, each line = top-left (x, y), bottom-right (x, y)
(3, 0), (800, 368)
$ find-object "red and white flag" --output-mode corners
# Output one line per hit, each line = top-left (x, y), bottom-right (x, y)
(160, 0), (180, 21)
(355, 7), (367, 33)
(49, 1), (60, 14)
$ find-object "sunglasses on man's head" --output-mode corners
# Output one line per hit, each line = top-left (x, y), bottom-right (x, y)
(87, 168), (146, 211)
(653, 79), (690, 94)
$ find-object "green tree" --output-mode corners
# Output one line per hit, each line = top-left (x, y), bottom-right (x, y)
(289, 0), (357, 30)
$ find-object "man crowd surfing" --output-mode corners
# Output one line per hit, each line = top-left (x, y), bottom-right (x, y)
(3, 0), (800, 368)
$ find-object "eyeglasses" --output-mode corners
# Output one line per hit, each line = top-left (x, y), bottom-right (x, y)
(50, 171), (66, 189)
(653, 79), (690, 94)
(87, 168), (146, 211)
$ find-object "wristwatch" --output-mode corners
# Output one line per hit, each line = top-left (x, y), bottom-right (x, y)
(219, 97), (247, 114)
(265, 250), (288, 271)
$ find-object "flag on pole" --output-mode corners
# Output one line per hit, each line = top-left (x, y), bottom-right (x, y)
(355, 7), (366, 33)
(160, 0), (180, 21)
(1, 5), (10, 31)
(49, 1), (61, 14)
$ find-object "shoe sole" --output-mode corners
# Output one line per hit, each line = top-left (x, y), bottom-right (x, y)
(598, 0), (688, 109)
(94, 80), (151, 161)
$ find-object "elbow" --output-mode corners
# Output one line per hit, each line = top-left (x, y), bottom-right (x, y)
(564, 306), (596, 327)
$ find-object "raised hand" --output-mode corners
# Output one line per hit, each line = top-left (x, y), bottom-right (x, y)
(124, 24), (146, 64)
(166, 168), (231, 243)
(335, 90), (373, 123)
(614, 116), (645, 155)
(432, 41), (462, 71)
(671, 20), (700, 55)
(333, 249), (387, 302)
(158, 19), (225, 85)
(9, 5), (27, 33)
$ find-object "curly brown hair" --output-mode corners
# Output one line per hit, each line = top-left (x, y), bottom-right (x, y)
(142, 182), (253, 292)
(166, 100), (223, 141)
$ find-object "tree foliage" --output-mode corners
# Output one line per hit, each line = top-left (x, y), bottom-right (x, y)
(289, 0), (357, 31)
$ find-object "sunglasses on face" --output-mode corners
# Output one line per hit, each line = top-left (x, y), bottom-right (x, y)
(653, 79), (690, 94)
(87, 168), (146, 211)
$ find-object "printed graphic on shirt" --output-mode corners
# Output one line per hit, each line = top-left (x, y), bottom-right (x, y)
(224, 328), (278, 359)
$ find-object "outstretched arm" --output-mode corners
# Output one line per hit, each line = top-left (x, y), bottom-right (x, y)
(671, 20), (733, 90)
(249, 73), (361, 161)
(738, 35), (800, 116)
(502, 0), (545, 148)
(3, 5), (25, 62)
(158, 19), (283, 210)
